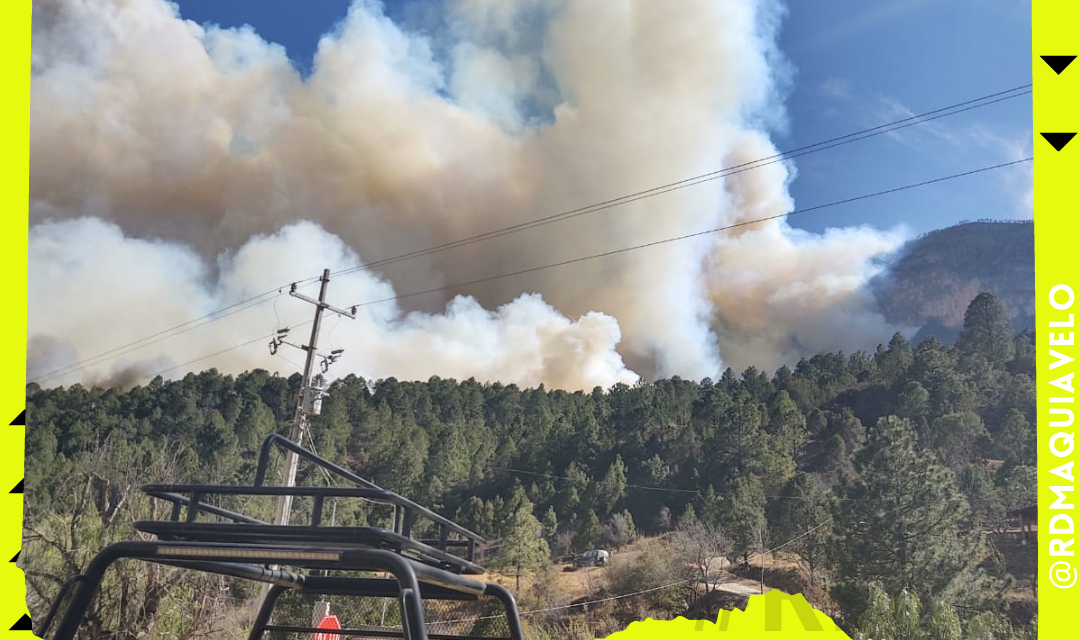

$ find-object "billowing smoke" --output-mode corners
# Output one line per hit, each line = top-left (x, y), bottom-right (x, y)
(29, 218), (636, 389)
(29, 0), (905, 390)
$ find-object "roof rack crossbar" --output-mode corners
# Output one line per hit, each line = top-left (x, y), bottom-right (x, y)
(143, 490), (268, 524)
(251, 577), (524, 640)
(131, 520), (486, 575)
(145, 559), (307, 588)
(252, 434), (484, 544)
(143, 484), (401, 499)
(260, 625), (511, 640)
(45, 545), (524, 640)
(50, 542), (442, 640)
(298, 576), (481, 601)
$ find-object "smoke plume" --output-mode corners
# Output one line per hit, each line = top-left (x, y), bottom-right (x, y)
(29, 0), (904, 390)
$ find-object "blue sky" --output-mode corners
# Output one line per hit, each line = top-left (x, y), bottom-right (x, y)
(171, 0), (1034, 237)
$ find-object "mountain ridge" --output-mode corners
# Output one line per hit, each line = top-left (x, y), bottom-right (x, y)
(871, 219), (1034, 343)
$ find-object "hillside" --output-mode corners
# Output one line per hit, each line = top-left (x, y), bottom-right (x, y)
(872, 220), (1034, 343)
(22, 292), (1039, 639)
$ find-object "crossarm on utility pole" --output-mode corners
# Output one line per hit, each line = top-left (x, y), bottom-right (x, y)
(260, 268), (357, 619)
(269, 268), (357, 527)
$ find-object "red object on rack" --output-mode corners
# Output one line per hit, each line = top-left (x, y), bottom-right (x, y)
(312, 614), (341, 640)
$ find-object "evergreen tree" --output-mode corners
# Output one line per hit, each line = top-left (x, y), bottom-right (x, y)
(956, 292), (1015, 366)
(596, 455), (628, 516)
(496, 499), (550, 591)
(574, 509), (602, 551)
(830, 416), (988, 609)
(677, 503), (698, 529)
(717, 476), (766, 565)
(875, 333), (914, 386)
(930, 411), (989, 467)
(896, 381), (930, 423)
(769, 472), (832, 585)
(541, 506), (559, 540)
(994, 408), (1034, 464)
(856, 585), (962, 640)
(768, 390), (808, 462)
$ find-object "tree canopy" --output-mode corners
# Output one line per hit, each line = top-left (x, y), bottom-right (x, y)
(22, 292), (1036, 637)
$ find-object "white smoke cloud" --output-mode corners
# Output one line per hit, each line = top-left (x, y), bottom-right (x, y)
(29, 0), (905, 390)
(707, 221), (908, 372)
(30, 219), (638, 390)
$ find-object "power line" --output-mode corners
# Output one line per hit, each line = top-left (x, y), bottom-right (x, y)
(31, 84), (1027, 387)
(341, 157), (1032, 311)
(332, 84), (1030, 280)
(135, 332), (277, 384)
(489, 465), (894, 502)
(758, 519), (833, 557)
(427, 576), (702, 627)
(488, 465), (700, 494)
(130, 157), (1030, 386)
(431, 518), (840, 626)
(432, 494), (931, 626)
(30, 275), (324, 386)
(33, 291), (279, 384)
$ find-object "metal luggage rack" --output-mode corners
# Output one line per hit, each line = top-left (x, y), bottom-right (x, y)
(38, 434), (526, 640)
(134, 433), (487, 575)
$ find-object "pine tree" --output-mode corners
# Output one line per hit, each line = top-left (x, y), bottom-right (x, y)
(994, 408), (1034, 465)
(769, 472), (832, 586)
(930, 411), (989, 467)
(874, 333), (914, 386)
(596, 455), (627, 516)
(830, 416), (987, 608)
(574, 509), (602, 552)
(541, 506), (558, 540)
(496, 500), (550, 592)
(717, 475), (766, 566)
(956, 292), (1015, 366)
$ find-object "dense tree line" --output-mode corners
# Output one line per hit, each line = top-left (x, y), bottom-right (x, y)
(23, 292), (1037, 638)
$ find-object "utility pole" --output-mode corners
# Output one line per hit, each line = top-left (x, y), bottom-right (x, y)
(259, 269), (356, 617)
(269, 268), (357, 527)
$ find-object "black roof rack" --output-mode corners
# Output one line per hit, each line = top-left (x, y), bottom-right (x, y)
(133, 433), (488, 572)
(39, 433), (525, 640)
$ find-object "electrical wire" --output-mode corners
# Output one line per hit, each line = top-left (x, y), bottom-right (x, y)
(430, 493), (939, 627)
(489, 465), (901, 502)
(30, 276), (324, 386)
(428, 517), (837, 627)
(340, 157), (1032, 311)
(487, 465), (700, 495)
(127, 157), (1030, 385)
(332, 84), (1030, 280)
(30, 84), (1028, 387)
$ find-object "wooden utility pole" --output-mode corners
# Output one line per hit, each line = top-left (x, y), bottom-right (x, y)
(759, 529), (765, 595)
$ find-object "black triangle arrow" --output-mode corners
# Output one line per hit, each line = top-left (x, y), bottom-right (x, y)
(9, 614), (31, 631)
(10, 410), (24, 426)
(11, 550), (20, 562)
(10, 479), (23, 494)
(1042, 132), (1076, 151)
(1042, 55), (1077, 74)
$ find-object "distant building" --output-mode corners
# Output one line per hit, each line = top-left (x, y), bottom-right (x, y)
(1007, 505), (1037, 543)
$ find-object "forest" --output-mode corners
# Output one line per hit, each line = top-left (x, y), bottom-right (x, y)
(22, 292), (1038, 640)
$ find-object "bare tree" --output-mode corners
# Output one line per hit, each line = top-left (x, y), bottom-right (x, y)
(23, 437), (249, 639)
(600, 513), (635, 552)
(672, 521), (732, 602)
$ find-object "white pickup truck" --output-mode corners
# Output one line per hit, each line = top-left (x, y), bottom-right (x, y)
(573, 548), (611, 568)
